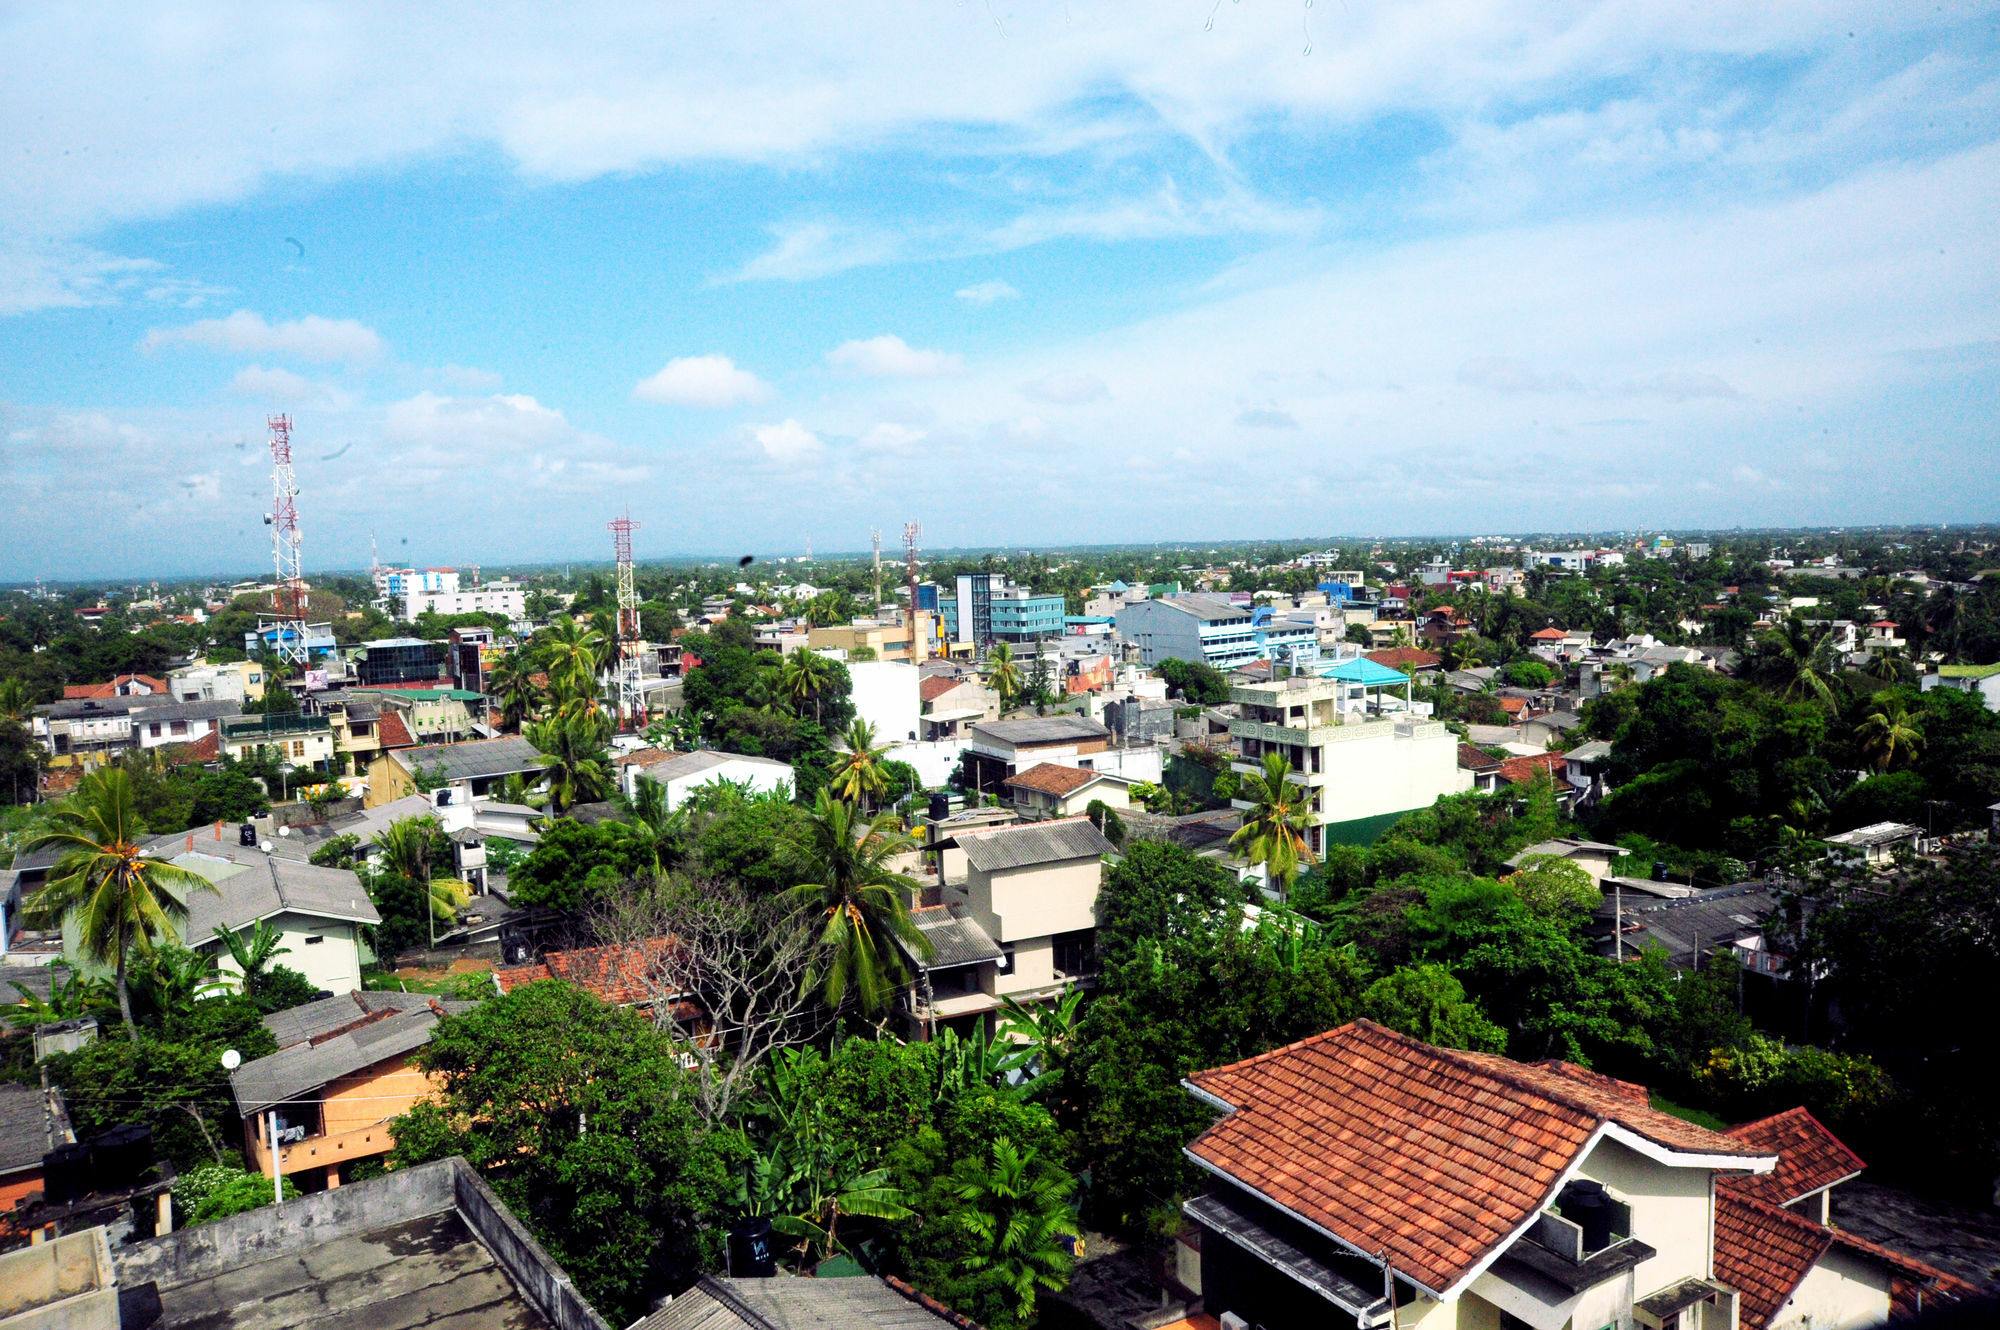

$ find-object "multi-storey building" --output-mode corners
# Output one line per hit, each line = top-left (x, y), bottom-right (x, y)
(939, 574), (1065, 648)
(1115, 595), (1320, 671)
(1228, 671), (1467, 855)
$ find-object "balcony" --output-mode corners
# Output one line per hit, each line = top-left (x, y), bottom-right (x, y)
(248, 1118), (398, 1178)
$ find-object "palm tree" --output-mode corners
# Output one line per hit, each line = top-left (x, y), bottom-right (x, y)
(783, 790), (931, 1015)
(487, 650), (544, 730)
(1753, 618), (1840, 708)
(539, 619), (608, 711)
(1857, 698), (1924, 771)
(828, 719), (890, 811)
(0, 677), (29, 721)
(1864, 647), (1909, 685)
(373, 815), (473, 938)
(212, 919), (290, 996)
(987, 642), (1022, 713)
(780, 647), (837, 723)
(945, 1139), (1080, 1321)
(999, 989), (1085, 1109)
(1228, 751), (1317, 893)
(130, 946), (226, 1030)
(526, 710), (614, 814)
(7, 970), (111, 1031)
(616, 774), (689, 874)
(22, 768), (219, 1039)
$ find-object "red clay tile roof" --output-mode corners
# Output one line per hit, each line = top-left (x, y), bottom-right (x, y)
(1457, 742), (1502, 771)
(1495, 752), (1567, 785)
(1184, 1021), (1770, 1296)
(616, 747), (679, 768)
(1497, 696), (1527, 715)
(63, 673), (169, 699)
(1003, 762), (1104, 797)
(1722, 1108), (1866, 1207)
(1365, 647), (1440, 670)
(1530, 628), (1568, 641)
(164, 731), (221, 765)
(1829, 1227), (1978, 1317)
(375, 710), (416, 749)
(494, 936), (697, 1011)
(1714, 1191), (1830, 1330)
(920, 675), (963, 703)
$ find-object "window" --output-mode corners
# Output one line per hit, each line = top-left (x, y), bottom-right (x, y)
(171, 720), (188, 736)
(249, 673), (262, 683)
(292, 740), (306, 758)
(149, 722), (162, 737)
(303, 935), (324, 945)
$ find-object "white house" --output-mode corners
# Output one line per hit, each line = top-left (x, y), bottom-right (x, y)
(842, 659), (922, 745)
(1921, 663), (2000, 711)
(617, 748), (794, 806)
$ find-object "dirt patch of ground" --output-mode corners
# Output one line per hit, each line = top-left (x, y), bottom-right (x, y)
(1832, 1178), (2000, 1292)
(392, 957), (494, 979)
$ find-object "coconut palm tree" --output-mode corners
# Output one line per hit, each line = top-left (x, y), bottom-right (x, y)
(0, 677), (29, 722)
(538, 619), (608, 711)
(827, 719), (890, 810)
(615, 774), (689, 875)
(1228, 751), (1317, 893)
(1864, 648), (1910, 685)
(780, 647), (837, 723)
(1857, 697), (1924, 771)
(987, 642), (1022, 712)
(526, 710), (614, 814)
(945, 1139), (1080, 1321)
(23, 768), (219, 1039)
(211, 919), (291, 996)
(783, 790), (930, 1015)
(372, 815), (473, 939)
(1752, 618), (1840, 708)
(486, 650), (544, 730)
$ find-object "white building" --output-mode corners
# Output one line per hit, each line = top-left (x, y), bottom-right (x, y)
(1114, 595), (1320, 671)
(389, 567), (527, 621)
(1229, 673), (1469, 855)
(616, 748), (795, 805)
(842, 658), (922, 745)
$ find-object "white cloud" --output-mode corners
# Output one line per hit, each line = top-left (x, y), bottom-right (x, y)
(826, 335), (962, 378)
(141, 310), (385, 366)
(434, 364), (502, 392)
(1456, 358), (1583, 394)
(1235, 408), (1298, 429)
(955, 280), (1020, 305)
(383, 391), (649, 488)
(228, 365), (352, 409)
(753, 419), (822, 461)
(859, 422), (927, 451)
(1622, 371), (1740, 402)
(1020, 370), (1108, 405)
(633, 354), (771, 408)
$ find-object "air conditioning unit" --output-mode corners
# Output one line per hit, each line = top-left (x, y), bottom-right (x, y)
(1220, 1314), (1249, 1330)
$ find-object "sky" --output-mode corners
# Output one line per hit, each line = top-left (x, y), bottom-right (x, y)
(2, 2), (1997, 581)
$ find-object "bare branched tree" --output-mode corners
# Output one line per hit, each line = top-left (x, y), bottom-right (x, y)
(589, 873), (825, 1126)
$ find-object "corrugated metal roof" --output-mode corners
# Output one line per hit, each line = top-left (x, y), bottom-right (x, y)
(230, 1006), (444, 1114)
(967, 715), (1108, 747)
(907, 905), (1004, 969)
(633, 1276), (972, 1330)
(396, 735), (544, 781)
(261, 989), (476, 1050)
(956, 817), (1115, 872)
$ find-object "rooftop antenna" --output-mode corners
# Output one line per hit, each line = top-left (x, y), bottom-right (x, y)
(263, 415), (309, 667)
(904, 522), (925, 663)
(608, 511), (645, 731)
(871, 528), (883, 609)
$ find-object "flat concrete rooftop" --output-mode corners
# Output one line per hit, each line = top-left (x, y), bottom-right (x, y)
(120, 1211), (550, 1330)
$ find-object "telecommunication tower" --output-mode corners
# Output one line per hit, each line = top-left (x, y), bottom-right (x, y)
(870, 528), (883, 609)
(263, 415), (310, 666)
(608, 513), (645, 728)
(903, 522), (924, 663)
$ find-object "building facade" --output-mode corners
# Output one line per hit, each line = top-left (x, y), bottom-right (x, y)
(1116, 595), (1320, 671)
(940, 574), (1066, 648)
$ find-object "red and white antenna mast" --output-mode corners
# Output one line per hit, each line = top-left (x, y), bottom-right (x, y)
(608, 512), (644, 728)
(265, 415), (310, 666)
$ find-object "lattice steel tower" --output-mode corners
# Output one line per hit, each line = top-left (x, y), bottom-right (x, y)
(264, 415), (310, 666)
(608, 513), (645, 727)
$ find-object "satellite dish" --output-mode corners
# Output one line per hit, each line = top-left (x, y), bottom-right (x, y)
(221, 1049), (242, 1070)
(278, 825), (291, 837)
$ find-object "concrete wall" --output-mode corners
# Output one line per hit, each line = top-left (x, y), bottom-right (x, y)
(0, 1227), (117, 1329)
(1576, 1135), (1712, 1304)
(207, 914), (364, 995)
(663, 759), (793, 810)
(1774, 1245), (1893, 1330)
(967, 858), (1100, 944)
(845, 660), (922, 745)
(884, 737), (968, 788)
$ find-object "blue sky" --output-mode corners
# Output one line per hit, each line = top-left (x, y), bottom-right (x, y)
(2, 2), (1997, 580)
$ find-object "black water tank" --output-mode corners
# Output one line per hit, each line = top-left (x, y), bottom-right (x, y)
(729, 1217), (777, 1277)
(89, 1123), (153, 1189)
(1652, 860), (1670, 882)
(239, 822), (258, 846)
(42, 1142), (92, 1204)
(928, 792), (950, 823)
(1561, 1179), (1616, 1253)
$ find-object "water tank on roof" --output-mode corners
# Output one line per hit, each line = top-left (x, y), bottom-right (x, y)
(42, 1142), (92, 1205)
(89, 1123), (153, 1190)
(239, 822), (258, 846)
(927, 792), (951, 823)
(729, 1217), (777, 1277)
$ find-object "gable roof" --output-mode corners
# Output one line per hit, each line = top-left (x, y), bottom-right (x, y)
(1456, 742), (1503, 772)
(1713, 1189), (1830, 1328)
(906, 904), (1005, 969)
(394, 735), (543, 781)
(1003, 762), (1120, 798)
(954, 815), (1116, 872)
(633, 1275), (981, 1330)
(1365, 648), (1441, 671)
(375, 708), (416, 749)
(261, 989), (476, 1050)
(968, 715), (1109, 747)
(0, 1082), (68, 1179)
(920, 675), (965, 703)
(1494, 752), (1568, 786)
(1183, 1020), (1771, 1297)
(143, 839), (382, 942)
(625, 749), (793, 785)
(229, 1003), (447, 1115)
(1720, 1108), (1866, 1207)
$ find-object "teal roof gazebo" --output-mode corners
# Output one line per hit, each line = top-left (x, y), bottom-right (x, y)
(1319, 656), (1414, 714)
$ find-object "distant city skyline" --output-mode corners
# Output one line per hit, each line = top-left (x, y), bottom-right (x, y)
(3, 4), (1997, 579)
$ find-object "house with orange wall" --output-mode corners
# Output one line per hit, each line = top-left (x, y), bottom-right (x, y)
(227, 991), (476, 1192)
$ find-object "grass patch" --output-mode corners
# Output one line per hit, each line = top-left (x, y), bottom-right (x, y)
(1649, 1093), (1730, 1132)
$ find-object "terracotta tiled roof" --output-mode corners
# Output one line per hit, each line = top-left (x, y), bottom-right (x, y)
(164, 730), (221, 765)
(1364, 647), (1440, 670)
(920, 675), (962, 703)
(1184, 1021), (1768, 1296)
(1496, 696), (1527, 715)
(375, 709), (416, 749)
(1494, 752), (1567, 785)
(1530, 628), (1568, 641)
(1721, 1108), (1866, 1206)
(1003, 762), (1104, 797)
(1714, 1191), (1834, 1329)
(1829, 1226), (1978, 1317)
(1456, 742), (1502, 772)
(495, 936), (697, 1011)
(63, 673), (169, 699)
